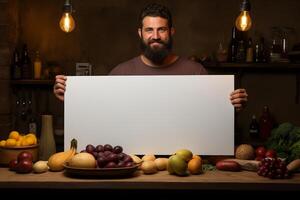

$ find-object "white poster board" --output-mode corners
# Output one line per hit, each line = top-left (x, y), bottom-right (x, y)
(64, 75), (234, 155)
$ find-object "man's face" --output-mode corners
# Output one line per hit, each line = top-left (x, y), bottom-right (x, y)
(139, 16), (173, 64)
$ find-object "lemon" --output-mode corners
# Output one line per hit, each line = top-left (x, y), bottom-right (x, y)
(0, 140), (6, 147)
(24, 136), (35, 146)
(16, 140), (21, 147)
(25, 134), (37, 145)
(6, 138), (17, 147)
(21, 139), (29, 146)
(9, 131), (20, 140)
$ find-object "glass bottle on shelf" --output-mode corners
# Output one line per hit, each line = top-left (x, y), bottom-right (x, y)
(246, 38), (254, 63)
(236, 40), (246, 63)
(249, 115), (259, 139)
(228, 27), (238, 62)
(255, 37), (267, 63)
(21, 44), (32, 79)
(11, 48), (22, 80)
(259, 105), (274, 141)
(34, 51), (42, 79)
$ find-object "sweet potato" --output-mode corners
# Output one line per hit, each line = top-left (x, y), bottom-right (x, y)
(216, 160), (241, 172)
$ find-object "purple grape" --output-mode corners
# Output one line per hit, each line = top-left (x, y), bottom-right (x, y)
(97, 152), (105, 158)
(104, 150), (112, 157)
(86, 144), (95, 153)
(104, 144), (113, 152)
(113, 146), (123, 154)
(92, 151), (98, 158)
(123, 155), (133, 163)
(97, 157), (107, 168)
(117, 161), (126, 168)
(117, 153), (126, 160)
(107, 153), (118, 163)
(96, 145), (104, 152)
(105, 161), (117, 168)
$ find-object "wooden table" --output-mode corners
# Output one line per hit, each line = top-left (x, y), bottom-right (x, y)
(0, 168), (299, 191)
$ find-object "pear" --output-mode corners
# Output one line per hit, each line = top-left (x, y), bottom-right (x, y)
(175, 149), (193, 162)
(168, 155), (188, 176)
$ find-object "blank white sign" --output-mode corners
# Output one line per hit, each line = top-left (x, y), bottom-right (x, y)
(64, 75), (234, 155)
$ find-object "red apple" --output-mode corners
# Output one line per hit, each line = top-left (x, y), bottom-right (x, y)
(17, 151), (33, 162)
(265, 149), (277, 158)
(255, 146), (267, 158)
(8, 159), (18, 171)
(16, 159), (33, 173)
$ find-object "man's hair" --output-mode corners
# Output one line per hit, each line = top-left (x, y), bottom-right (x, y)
(139, 3), (173, 28)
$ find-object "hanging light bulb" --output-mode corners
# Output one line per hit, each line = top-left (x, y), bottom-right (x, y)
(59, 0), (75, 33)
(235, 0), (252, 32)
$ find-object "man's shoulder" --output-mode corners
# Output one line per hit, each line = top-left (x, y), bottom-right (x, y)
(175, 57), (208, 75)
(109, 56), (140, 75)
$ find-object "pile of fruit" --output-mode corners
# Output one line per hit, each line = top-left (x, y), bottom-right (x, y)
(77, 144), (134, 168)
(9, 151), (34, 173)
(257, 157), (291, 179)
(168, 149), (202, 176)
(0, 131), (37, 147)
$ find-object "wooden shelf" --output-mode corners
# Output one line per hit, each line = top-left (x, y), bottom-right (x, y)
(204, 62), (300, 70)
(10, 79), (55, 86)
(0, 168), (299, 191)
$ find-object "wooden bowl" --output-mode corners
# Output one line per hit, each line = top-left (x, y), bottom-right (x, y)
(0, 144), (39, 166)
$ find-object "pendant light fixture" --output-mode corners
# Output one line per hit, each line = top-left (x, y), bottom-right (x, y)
(235, 0), (252, 32)
(59, 0), (76, 33)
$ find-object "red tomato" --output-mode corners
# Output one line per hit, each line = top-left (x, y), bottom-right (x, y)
(265, 149), (277, 158)
(255, 146), (267, 157)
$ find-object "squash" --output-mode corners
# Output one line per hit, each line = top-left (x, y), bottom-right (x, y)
(47, 138), (77, 171)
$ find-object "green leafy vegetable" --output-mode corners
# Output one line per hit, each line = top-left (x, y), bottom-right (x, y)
(266, 122), (300, 163)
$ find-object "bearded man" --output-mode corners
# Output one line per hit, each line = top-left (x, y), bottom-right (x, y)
(54, 3), (248, 111)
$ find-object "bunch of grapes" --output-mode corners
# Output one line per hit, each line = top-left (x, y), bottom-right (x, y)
(81, 144), (134, 168)
(257, 157), (291, 179)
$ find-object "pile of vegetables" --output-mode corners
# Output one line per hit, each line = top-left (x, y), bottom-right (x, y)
(266, 122), (300, 163)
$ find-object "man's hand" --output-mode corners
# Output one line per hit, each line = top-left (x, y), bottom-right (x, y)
(230, 88), (248, 112)
(53, 75), (67, 101)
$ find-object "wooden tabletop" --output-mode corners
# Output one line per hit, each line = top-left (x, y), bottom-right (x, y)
(0, 168), (299, 191)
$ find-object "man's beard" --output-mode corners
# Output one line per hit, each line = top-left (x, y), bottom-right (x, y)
(140, 36), (173, 65)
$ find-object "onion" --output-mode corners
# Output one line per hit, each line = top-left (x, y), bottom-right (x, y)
(69, 152), (96, 168)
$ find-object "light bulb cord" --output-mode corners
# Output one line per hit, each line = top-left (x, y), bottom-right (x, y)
(240, 0), (251, 12)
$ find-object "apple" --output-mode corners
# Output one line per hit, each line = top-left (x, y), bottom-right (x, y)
(265, 149), (277, 158)
(16, 159), (33, 173)
(255, 146), (267, 158)
(8, 159), (18, 171)
(17, 151), (33, 162)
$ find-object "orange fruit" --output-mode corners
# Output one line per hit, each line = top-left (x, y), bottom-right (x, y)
(188, 158), (203, 175)
(193, 155), (202, 160)
(9, 131), (20, 140)
(0, 140), (6, 147)
(6, 138), (17, 147)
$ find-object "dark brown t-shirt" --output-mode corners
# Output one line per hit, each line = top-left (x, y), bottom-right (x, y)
(109, 56), (208, 75)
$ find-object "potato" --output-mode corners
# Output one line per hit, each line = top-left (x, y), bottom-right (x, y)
(33, 161), (48, 173)
(141, 161), (157, 174)
(154, 158), (168, 170)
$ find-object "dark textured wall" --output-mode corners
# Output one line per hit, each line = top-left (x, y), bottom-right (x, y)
(10, 0), (300, 143)
(18, 0), (300, 74)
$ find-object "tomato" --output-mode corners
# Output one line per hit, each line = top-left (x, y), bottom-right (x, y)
(265, 149), (277, 158)
(255, 146), (267, 157)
